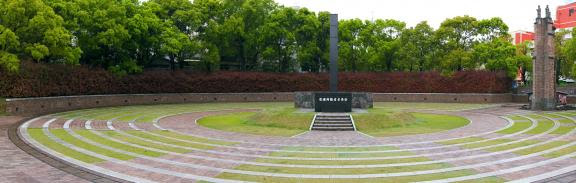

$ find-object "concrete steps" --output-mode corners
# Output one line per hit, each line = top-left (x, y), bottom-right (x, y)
(310, 113), (356, 131)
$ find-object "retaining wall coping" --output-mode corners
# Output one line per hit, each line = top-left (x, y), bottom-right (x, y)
(374, 93), (511, 96)
(6, 92), (294, 101)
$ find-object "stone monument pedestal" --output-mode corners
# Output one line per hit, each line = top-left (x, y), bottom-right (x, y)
(294, 92), (373, 112)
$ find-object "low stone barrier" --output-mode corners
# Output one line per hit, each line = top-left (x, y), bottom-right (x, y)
(8, 93), (572, 116)
(5, 93), (293, 116)
(373, 93), (513, 103)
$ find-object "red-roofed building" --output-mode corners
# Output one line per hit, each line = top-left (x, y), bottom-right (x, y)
(513, 31), (535, 45)
(556, 2), (576, 29)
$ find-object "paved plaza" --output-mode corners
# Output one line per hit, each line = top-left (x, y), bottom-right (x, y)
(3, 104), (576, 182)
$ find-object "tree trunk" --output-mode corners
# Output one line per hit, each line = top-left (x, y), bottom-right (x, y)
(170, 55), (175, 71)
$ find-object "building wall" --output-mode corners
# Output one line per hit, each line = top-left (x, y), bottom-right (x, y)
(514, 31), (535, 45)
(556, 2), (576, 29)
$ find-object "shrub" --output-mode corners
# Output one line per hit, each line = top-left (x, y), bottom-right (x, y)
(0, 62), (511, 98)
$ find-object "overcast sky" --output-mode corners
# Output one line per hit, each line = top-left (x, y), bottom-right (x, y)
(275, 0), (574, 32)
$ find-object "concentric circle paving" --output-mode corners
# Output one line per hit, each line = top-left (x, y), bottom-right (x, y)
(16, 104), (576, 182)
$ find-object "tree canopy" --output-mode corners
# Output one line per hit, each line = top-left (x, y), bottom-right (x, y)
(0, 0), (559, 79)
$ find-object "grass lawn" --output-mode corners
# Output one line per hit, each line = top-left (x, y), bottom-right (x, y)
(196, 103), (470, 137)
(198, 108), (314, 137)
(355, 109), (470, 137)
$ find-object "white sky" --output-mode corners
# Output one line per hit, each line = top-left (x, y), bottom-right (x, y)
(275, 0), (575, 32)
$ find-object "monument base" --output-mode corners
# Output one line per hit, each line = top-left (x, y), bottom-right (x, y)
(294, 92), (373, 112)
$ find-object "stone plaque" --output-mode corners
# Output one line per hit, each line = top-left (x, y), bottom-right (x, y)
(314, 92), (352, 112)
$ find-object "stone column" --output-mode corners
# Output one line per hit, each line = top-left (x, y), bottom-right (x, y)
(532, 5), (557, 110)
(329, 14), (339, 92)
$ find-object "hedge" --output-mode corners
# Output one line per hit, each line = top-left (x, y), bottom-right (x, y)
(0, 62), (511, 98)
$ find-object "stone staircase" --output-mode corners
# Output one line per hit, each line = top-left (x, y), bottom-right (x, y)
(310, 113), (356, 131)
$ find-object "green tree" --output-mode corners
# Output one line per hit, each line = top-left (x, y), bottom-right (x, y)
(339, 19), (365, 72)
(0, 25), (20, 72)
(260, 7), (300, 72)
(398, 21), (435, 71)
(473, 37), (516, 77)
(0, 0), (81, 65)
(556, 29), (572, 78)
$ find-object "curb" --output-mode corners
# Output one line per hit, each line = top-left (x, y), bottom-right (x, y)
(7, 117), (129, 183)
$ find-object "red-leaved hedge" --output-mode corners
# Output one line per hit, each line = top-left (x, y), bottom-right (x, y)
(0, 62), (511, 98)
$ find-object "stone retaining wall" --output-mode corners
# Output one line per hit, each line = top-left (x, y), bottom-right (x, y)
(5, 93), (293, 116)
(373, 93), (513, 103)
(6, 93), (569, 116)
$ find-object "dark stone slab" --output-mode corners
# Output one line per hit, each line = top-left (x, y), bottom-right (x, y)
(294, 92), (373, 109)
(314, 92), (352, 112)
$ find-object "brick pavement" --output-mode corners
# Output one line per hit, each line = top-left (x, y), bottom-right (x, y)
(0, 116), (88, 183)
(5, 105), (576, 182)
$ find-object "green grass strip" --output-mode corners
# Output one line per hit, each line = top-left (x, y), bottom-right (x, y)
(267, 150), (413, 158)
(149, 130), (237, 146)
(75, 130), (165, 157)
(455, 176), (507, 182)
(28, 128), (104, 163)
(524, 119), (554, 134)
(51, 129), (134, 160)
(525, 114), (548, 120)
(460, 138), (514, 149)
(101, 131), (190, 153)
(93, 111), (139, 121)
(125, 131), (215, 150)
(61, 108), (127, 119)
(541, 144), (576, 158)
(56, 109), (109, 119)
(550, 126), (575, 135)
(279, 146), (397, 152)
(253, 157), (431, 165)
(539, 114), (573, 124)
(438, 137), (485, 145)
(217, 169), (477, 182)
(484, 140), (541, 152)
(514, 141), (571, 155)
(496, 122), (531, 134)
(508, 115), (529, 121)
(233, 162), (453, 174)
